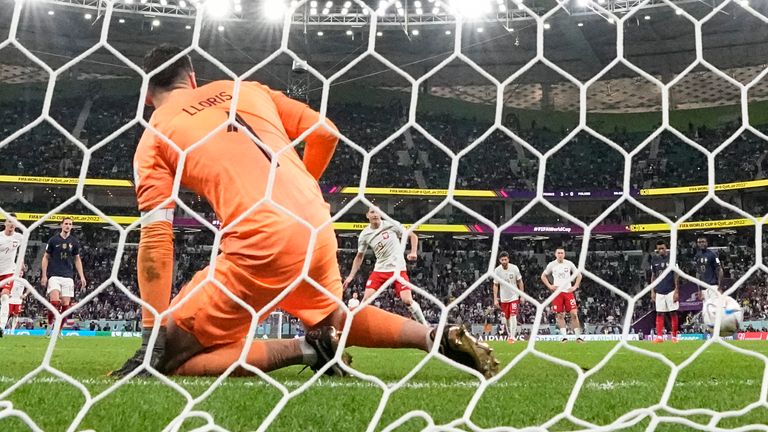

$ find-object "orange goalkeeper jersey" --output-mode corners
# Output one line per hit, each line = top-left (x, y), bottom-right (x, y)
(133, 80), (339, 267)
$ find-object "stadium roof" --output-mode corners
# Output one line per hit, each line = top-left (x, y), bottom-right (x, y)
(1, 0), (767, 112)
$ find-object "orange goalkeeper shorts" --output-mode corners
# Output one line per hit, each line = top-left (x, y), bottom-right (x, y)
(169, 242), (342, 348)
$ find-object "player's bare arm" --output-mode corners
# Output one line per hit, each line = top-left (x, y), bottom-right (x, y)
(673, 272), (680, 303)
(407, 232), (418, 261)
(40, 252), (49, 287)
(572, 272), (582, 291)
(517, 278), (525, 303)
(717, 263), (724, 291)
(492, 282), (500, 308)
(74, 255), (86, 288)
(343, 252), (365, 289)
(540, 272), (555, 291)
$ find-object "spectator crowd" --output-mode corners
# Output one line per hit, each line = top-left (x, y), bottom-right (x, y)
(2, 96), (768, 335)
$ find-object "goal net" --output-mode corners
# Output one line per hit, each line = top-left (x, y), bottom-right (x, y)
(1, 0), (767, 431)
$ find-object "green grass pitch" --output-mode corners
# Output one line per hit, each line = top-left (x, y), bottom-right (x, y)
(1, 337), (767, 431)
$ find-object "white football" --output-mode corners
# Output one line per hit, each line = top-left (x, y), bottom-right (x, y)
(702, 295), (743, 337)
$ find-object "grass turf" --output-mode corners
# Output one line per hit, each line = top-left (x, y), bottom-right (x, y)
(0, 337), (767, 431)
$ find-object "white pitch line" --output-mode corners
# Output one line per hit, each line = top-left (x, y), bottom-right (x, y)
(0, 376), (758, 390)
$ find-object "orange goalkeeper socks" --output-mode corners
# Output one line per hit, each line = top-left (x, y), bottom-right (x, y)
(346, 306), (430, 350)
(173, 339), (305, 376)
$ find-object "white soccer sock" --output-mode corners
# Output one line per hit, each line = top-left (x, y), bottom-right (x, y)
(574, 328), (582, 336)
(298, 337), (318, 365)
(0, 294), (9, 329)
(408, 301), (427, 325)
(507, 318), (517, 339)
(560, 328), (568, 336)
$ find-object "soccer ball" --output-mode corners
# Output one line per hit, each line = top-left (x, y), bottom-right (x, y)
(702, 295), (743, 337)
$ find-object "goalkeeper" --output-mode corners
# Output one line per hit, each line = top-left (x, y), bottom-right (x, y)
(111, 45), (497, 379)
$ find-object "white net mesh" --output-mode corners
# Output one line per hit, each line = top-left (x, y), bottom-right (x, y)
(1, 0), (768, 430)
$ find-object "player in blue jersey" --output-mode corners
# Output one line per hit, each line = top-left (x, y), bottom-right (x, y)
(651, 240), (680, 343)
(41, 218), (87, 332)
(694, 236), (722, 301)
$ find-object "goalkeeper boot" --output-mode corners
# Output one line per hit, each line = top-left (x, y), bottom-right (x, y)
(305, 326), (352, 377)
(109, 327), (167, 378)
(433, 325), (499, 379)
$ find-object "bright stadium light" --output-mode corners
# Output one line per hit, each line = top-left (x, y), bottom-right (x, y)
(644, 15), (650, 20)
(152, 19), (161, 26)
(415, 7), (422, 14)
(341, 7), (348, 14)
(499, 4), (506, 12)
(234, 4), (242, 11)
(84, 13), (92, 19)
(322, 7), (329, 14)
(317, 31), (323, 35)
(160, 0), (168, 5)
(376, 0), (387, 15)
(543, 22), (550, 29)
(325, 1), (332, 7)
(125, 0), (134, 4)
(217, 24), (225, 31)
(179, 0), (187, 7)
(310, 7), (317, 14)
(310, 0), (317, 6)
(432, 6), (440, 13)
(451, 0), (490, 19)
(414, 0), (421, 6)
(445, 29), (451, 34)
(412, 29), (419, 35)
(264, 0), (286, 20)
(185, 24), (192, 29)
(675, 8), (683, 14)
(205, 0), (231, 18)
(343, 1), (351, 7)
(477, 27), (483, 32)
(577, 22), (583, 26)
(47, 10), (54, 15)
(397, 7), (404, 15)
(376, 31), (383, 36)
(119, 18), (126, 23)
(345, 29), (353, 35)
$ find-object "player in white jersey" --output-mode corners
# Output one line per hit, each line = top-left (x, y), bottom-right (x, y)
(492, 251), (525, 343)
(541, 247), (584, 343)
(343, 207), (427, 325)
(0, 214), (25, 337)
